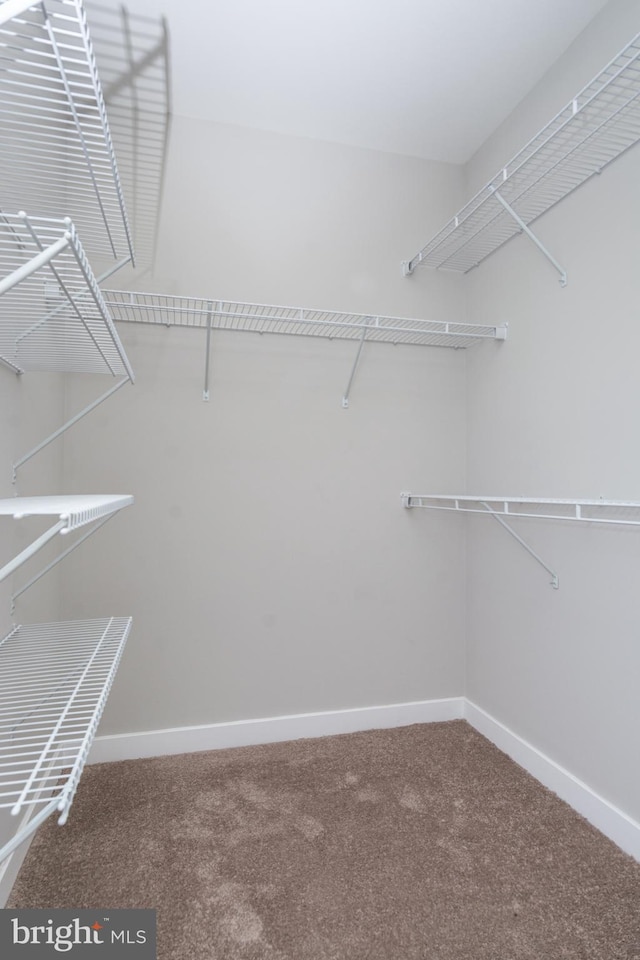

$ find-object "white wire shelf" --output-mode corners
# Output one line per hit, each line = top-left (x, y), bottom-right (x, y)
(0, 0), (134, 266)
(402, 494), (640, 590)
(103, 290), (508, 349)
(403, 30), (640, 280)
(0, 494), (133, 588)
(0, 212), (134, 378)
(85, 1), (171, 270)
(0, 617), (132, 860)
(401, 494), (640, 526)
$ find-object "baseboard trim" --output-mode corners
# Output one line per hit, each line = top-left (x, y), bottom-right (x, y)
(464, 699), (640, 862)
(88, 695), (639, 862)
(88, 696), (465, 765)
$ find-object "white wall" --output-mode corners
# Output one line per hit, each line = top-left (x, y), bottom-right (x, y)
(60, 116), (471, 735)
(465, 0), (640, 821)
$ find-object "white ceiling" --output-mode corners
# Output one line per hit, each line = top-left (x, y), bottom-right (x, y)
(119, 0), (610, 164)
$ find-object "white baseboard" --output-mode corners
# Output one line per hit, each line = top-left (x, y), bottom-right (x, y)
(464, 699), (640, 862)
(88, 696), (465, 765)
(88, 695), (639, 863)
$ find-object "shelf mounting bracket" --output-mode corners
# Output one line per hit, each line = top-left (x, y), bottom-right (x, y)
(12, 378), (131, 484)
(342, 317), (372, 408)
(489, 187), (567, 286)
(202, 301), (214, 402)
(480, 501), (559, 589)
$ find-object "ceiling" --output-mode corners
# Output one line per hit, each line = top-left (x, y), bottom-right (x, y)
(114, 0), (609, 164)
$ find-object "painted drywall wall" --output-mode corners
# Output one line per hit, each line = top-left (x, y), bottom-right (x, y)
(464, 0), (640, 821)
(60, 116), (473, 734)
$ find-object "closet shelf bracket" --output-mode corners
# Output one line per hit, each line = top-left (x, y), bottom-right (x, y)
(342, 318), (372, 408)
(489, 188), (567, 286)
(480, 500), (559, 588)
(0, 496), (133, 596)
(12, 379), (131, 484)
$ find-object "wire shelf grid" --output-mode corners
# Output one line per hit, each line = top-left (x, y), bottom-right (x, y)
(0, 0), (134, 264)
(405, 32), (640, 274)
(0, 212), (134, 377)
(0, 618), (131, 824)
(103, 290), (507, 349)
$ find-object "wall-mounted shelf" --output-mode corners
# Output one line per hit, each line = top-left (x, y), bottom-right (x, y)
(402, 494), (640, 589)
(0, 617), (132, 861)
(103, 289), (507, 405)
(0, 494), (133, 589)
(0, 212), (135, 479)
(402, 31), (640, 284)
(0, 0), (134, 268)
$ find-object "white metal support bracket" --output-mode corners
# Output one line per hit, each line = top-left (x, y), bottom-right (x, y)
(342, 317), (372, 408)
(12, 378), (131, 484)
(489, 187), (567, 286)
(480, 501), (559, 589)
(203, 301), (214, 401)
(11, 514), (114, 613)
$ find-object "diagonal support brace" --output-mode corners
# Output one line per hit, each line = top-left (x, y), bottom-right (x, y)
(489, 188), (567, 286)
(13, 378), (131, 483)
(480, 501), (559, 589)
(342, 318), (372, 408)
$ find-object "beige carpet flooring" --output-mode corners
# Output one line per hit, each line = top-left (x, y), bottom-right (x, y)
(8, 721), (640, 959)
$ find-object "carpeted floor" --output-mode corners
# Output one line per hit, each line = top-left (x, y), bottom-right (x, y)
(8, 721), (640, 959)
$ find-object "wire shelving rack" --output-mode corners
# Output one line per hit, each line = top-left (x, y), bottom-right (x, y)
(0, 213), (133, 377)
(0, 617), (132, 861)
(0, 212), (135, 478)
(0, 0), (134, 267)
(104, 290), (508, 405)
(403, 31), (640, 283)
(103, 290), (507, 348)
(401, 494), (640, 589)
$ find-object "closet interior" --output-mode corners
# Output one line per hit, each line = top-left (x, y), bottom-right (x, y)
(1, 0), (639, 893)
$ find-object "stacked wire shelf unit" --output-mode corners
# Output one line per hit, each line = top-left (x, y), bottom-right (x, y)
(0, 0), (137, 863)
(0, 496), (133, 859)
(403, 31), (640, 283)
(0, 0), (134, 269)
(0, 617), (132, 861)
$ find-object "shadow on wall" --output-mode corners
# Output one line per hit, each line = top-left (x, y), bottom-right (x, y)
(85, 0), (172, 279)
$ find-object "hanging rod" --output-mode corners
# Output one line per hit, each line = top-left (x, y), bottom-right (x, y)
(402, 30), (640, 281)
(0, 0), (134, 265)
(0, 617), (132, 862)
